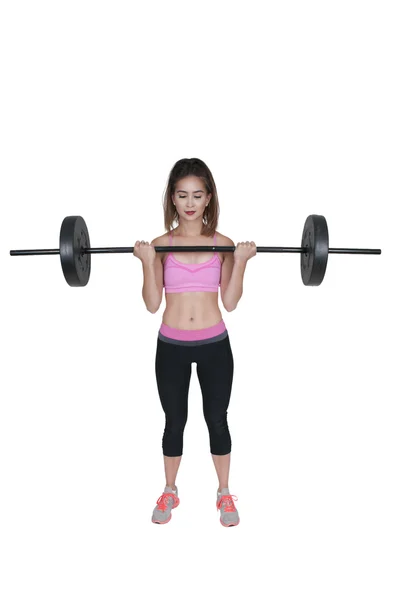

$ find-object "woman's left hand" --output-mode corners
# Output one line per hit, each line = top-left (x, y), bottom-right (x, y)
(234, 241), (257, 263)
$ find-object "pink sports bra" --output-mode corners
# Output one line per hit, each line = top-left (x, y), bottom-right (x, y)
(163, 232), (221, 294)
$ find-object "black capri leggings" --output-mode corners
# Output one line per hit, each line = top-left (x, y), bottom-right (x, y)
(155, 328), (234, 457)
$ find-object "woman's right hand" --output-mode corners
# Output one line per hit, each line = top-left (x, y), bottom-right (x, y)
(133, 240), (156, 264)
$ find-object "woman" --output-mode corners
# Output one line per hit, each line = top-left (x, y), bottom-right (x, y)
(133, 158), (256, 526)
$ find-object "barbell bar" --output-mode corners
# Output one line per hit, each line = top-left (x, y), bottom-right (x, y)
(9, 214), (381, 287)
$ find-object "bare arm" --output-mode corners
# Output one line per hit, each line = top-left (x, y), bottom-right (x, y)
(222, 259), (247, 312)
(141, 263), (159, 312)
(141, 238), (163, 313)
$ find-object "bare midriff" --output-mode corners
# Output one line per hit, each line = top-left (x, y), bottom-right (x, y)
(161, 249), (224, 330)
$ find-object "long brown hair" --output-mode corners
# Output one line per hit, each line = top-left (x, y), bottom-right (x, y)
(163, 158), (220, 237)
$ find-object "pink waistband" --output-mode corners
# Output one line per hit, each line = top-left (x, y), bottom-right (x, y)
(159, 319), (226, 341)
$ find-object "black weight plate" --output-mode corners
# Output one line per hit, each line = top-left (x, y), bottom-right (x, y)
(301, 215), (329, 286)
(59, 216), (91, 287)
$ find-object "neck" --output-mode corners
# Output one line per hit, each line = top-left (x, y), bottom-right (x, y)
(176, 221), (204, 237)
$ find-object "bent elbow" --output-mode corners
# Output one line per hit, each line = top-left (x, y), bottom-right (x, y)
(223, 303), (237, 312)
(147, 304), (160, 314)
(149, 298), (162, 313)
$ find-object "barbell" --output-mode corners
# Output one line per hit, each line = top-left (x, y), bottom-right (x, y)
(9, 214), (381, 287)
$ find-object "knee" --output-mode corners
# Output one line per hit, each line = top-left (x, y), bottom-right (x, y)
(205, 414), (231, 451)
(163, 417), (187, 449)
(163, 426), (186, 456)
(204, 412), (228, 435)
(165, 414), (188, 434)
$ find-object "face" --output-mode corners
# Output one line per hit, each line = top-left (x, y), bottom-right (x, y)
(172, 175), (212, 222)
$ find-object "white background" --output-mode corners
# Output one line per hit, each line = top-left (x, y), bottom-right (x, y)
(1, 1), (397, 599)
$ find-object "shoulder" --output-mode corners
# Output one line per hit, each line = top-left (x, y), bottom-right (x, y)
(151, 232), (170, 245)
(151, 232), (171, 265)
(214, 231), (234, 264)
(215, 231), (234, 245)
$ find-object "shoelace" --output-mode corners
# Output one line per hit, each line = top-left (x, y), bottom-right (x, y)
(156, 492), (176, 512)
(217, 494), (238, 512)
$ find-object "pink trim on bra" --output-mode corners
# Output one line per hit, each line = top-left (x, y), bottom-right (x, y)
(165, 252), (221, 271)
(166, 232), (219, 268)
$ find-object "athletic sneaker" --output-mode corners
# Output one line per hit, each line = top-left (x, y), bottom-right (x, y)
(151, 485), (180, 524)
(216, 487), (240, 527)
